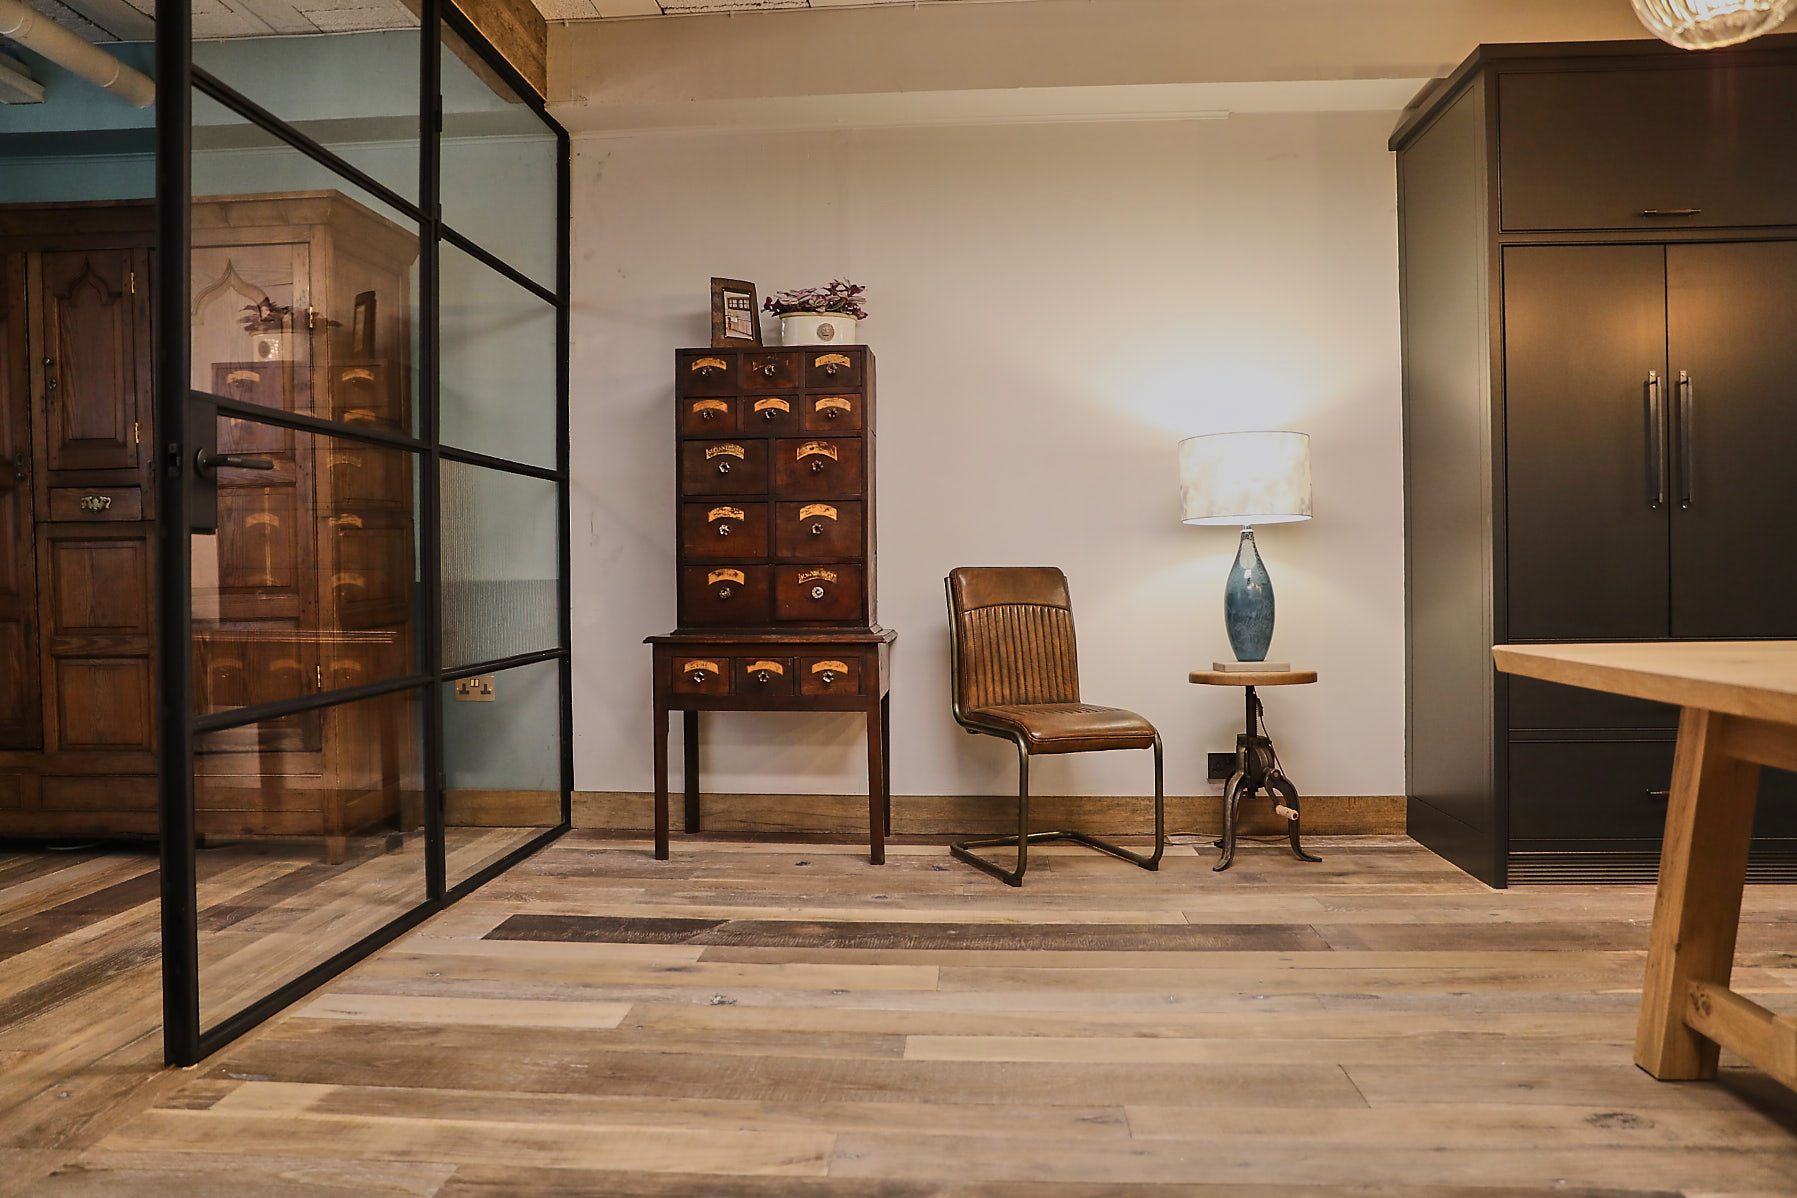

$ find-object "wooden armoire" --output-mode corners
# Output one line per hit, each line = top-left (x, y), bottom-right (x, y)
(1392, 37), (1797, 886)
(0, 191), (419, 857)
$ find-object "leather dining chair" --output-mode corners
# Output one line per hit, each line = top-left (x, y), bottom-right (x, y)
(944, 566), (1165, 886)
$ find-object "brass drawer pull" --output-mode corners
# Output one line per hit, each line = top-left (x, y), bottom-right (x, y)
(79, 494), (112, 513)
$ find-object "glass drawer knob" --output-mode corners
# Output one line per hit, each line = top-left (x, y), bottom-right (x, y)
(756, 670), (771, 684)
(717, 586), (733, 599)
(700, 409), (716, 420)
(824, 408), (840, 420)
(823, 363), (839, 375)
(810, 585), (825, 600)
(717, 524), (731, 537)
(761, 363), (777, 377)
(690, 670), (708, 683)
(716, 461), (732, 474)
(762, 408), (776, 421)
(820, 670), (836, 684)
(809, 459), (824, 474)
(809, 522), (823, 535)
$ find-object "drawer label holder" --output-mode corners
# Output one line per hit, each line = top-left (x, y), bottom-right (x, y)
(799, 503), (837, 522)
(691, 356), (729, 374)
(692, 399), (729, 416)
(708, 506), (744, 522)
(811, 660), (849, 675)
(814, 353), (853, 371)
(797, 569), (839, 585)
(815, 396), (852, 414)
(705, 443), (746, 460)
(707, 568), (745, 585)
(753, 397), (791, 414)
(745, 660), (785, 675)
(796, 441), (838, 462)
(682, 660), (720, 676)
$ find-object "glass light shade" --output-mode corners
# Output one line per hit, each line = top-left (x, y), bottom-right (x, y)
(1179, 431), (1312, 526)
(1631, 0), (1797, 48)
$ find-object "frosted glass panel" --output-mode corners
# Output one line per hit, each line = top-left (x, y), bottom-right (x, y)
(442, 658), (562, 887)
(440, 462), (558, 667)
(440, 245), (556, 468)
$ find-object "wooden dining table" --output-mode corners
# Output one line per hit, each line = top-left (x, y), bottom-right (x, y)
(1492, 641), (1797, 1090)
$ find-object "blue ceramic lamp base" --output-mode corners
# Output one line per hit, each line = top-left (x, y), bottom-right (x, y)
(1223, 526), (1275, 663)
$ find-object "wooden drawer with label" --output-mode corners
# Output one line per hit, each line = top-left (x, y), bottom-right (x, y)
(774, 565), (863, 622)
(681, 502), (769, 559)
(48, 487), (142, 521)
(669, 655), (729, 696)
(680, 440), (767, 496)
(677, 352), (736, 396)
(735, 656), (795, 697)
(774, 500), (859, 559)
(805, 393), (861, 431)
(680, 565), (770, 626)
(800, 655), (863, 696)
(682, 397), (737, 435)
(744, 395), (799, 433)
(774, 438), (863, 497)
(805, 350), (862, 389)
(743, 351), (799, 391)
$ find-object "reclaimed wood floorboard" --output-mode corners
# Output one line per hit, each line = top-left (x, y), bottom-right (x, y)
(4, 832), (1797, 1194)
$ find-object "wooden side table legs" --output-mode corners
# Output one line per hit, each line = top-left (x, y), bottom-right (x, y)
(1214, 685), (1323, 873)
(683, 710), (701, 834)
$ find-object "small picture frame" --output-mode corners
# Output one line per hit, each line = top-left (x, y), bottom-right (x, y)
(351, 290), (377, 356)
(710, 277), (761, 348)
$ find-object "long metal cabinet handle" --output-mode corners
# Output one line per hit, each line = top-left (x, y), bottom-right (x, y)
(1677, 371), (1694, 510)
(1645, 371), (1666, 510)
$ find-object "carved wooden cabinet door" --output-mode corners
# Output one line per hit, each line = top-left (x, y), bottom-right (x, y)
(37, 248), (150, 479)
(0, 253), (40, 750)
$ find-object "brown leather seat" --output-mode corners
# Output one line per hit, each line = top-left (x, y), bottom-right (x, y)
(945, 566), (1164, 886)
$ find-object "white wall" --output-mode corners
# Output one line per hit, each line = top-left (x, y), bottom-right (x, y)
(570, 110), (1405, 799)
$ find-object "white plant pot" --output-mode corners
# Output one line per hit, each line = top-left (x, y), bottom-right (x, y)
(779, 312), (858, 346)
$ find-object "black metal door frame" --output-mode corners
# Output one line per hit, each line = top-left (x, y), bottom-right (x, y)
(154, 1), (574, 1067)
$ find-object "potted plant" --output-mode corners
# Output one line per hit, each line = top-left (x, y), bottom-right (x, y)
(763, 279), (867, 346)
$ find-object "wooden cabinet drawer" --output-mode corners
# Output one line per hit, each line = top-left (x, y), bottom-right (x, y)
(775, 438), (863, 496)
(1497, 64), (1797, 231)
(742, 352), (799, 391)
(677, 352), (736, 396)
(669, 654), (729, 695)
(681, 502), (768, 559)
(735, 656), (794, 697)
(745, 395), (799, 433)
(681, 440), (766, 496)
(42, 774), (157, 812)
(682, 397), (737, 435)
(774, 501), (860, 559)
(799, 654), (863, 696)
(48, 488), (141, 521)
(805, 350), (862, 389)
(1509, 740), (1675, 842)
(774, 565), (863, 622)
(680, 565), (770, 626)
(805, 393), (862, 431)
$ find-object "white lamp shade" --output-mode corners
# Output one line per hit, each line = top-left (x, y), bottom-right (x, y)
(1631, 0), (1797, 49)
(1179, 431), (1312, 526)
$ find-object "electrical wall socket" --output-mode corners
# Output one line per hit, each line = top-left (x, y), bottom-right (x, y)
(1207, 751), (1236, 781)
(453, 675), (496, 702)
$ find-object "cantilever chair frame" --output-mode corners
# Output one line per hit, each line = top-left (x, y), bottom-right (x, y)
(944, 574), (1165, 887)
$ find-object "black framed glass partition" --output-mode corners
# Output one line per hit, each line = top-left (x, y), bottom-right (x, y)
(156, 1), (570, 1064)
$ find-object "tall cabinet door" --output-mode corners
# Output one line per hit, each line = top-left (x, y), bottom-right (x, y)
(1502, 245), (1670, 641)
(1667, 241), (1797, 638)
(37, 249), (150, 477)
(0, 254), (39, 749)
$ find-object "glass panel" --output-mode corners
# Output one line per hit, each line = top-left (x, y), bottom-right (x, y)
(440, 244), (557, 468)
(0, 38), (155, 204)
(192, 14), (420, 204)
(191, 99), (422, 435)
(443, 658), (563, 887)
(196, 688), (425, 1031)
(440, 22), (557, 286)
(192, 419), (420, 716)
(441, 462), (559, 668)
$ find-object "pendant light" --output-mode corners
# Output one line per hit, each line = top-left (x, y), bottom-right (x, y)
(1631, 0), (1797, 49)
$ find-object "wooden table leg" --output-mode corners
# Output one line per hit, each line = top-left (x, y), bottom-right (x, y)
(881, 692), (892, 837)
(1636, 706), (1762, 1079)
(683, 709), (701, 834)
(867, 700), (886, 866)
(653, 700), (670, 861)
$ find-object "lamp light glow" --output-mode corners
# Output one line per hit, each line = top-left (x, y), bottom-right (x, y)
(1631, 0), (1797, 48)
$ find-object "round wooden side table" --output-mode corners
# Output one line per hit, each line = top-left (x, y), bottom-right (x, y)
(1189, 668), (1322, 872)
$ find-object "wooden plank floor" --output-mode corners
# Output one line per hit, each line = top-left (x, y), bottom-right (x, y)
(6, 831), (1797, 1195)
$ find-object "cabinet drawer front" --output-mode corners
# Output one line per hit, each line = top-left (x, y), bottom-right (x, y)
(774, 501), (860, 559)
(48, 488), (141, 521)
(1508, 675), (1678, 732)
(774, 565), (863, 622)
(681, 502), (768, 559)
(734, 656), (795, 697)
(680, 565), (770, 625)
(681, 440), (767, 496)
(805, 393), (862, 432)
(799, 655), (864, 696)
(677, 352), (736, 396)
(743, 352), (799, 391)
(682, 398), (738, 435)
(670, 655), (730, 695)
(1509, 740), (1675, 841)
(774, 438), (864, 497)
(1498, 65), (1797, 232)
(805, 350), (863, 389)
(42, 774), (157, 812)
(745, 395), (799, 433)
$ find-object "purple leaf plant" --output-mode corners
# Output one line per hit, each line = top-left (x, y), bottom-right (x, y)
(763, 279), (868, 321)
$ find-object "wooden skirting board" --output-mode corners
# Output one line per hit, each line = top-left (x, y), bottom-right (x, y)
(559, 790), (1404, 837)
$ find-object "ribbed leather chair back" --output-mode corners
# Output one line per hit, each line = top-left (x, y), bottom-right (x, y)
(947, 567), (1080, 713)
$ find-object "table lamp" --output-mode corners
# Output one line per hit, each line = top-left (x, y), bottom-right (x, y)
(1179, 431), (1311, 668)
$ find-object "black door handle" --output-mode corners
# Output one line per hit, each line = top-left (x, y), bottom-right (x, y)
(194, 449), (275, 477)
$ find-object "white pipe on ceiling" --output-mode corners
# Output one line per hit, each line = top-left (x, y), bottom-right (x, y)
(0, 0), (154, 108)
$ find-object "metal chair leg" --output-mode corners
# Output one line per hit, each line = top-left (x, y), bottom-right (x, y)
(950, 733), (1165, 887)
(1268, 771), (1322, 863)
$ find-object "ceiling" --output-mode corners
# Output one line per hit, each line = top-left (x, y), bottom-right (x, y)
(535, 0), (1040, 19)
